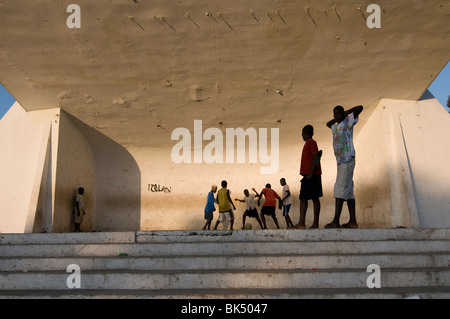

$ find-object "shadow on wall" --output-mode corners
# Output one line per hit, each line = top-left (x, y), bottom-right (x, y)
(355, 98), (450, 229)
(54, 111), (141, 232)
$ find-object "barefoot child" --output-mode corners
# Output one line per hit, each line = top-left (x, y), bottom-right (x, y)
(258, 184), (281, 229)
(213, 180), (236, 230)
(235, 188), (263, 229)
(280, 178), (294, 228)
(325, 105), (363, 229)
(73, 187), (86, 232)
(294, 125), (323, 229)
(203, 185), (217, 230)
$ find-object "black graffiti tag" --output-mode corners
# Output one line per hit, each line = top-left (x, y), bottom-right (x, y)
(148, 184), (172, 193)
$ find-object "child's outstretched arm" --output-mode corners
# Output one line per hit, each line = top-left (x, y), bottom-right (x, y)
(257, 191), (264, 206)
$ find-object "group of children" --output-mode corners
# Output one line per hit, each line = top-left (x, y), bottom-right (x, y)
(203, 104), (364, 230)
(202, 179), (293, 230)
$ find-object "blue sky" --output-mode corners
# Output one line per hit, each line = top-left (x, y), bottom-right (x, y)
(427, 61), (450, 111)
(0, 84), (17, 119)
(0, 62), (449, 119)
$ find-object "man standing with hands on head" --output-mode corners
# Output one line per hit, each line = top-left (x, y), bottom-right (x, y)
(325, 105), (363, 229)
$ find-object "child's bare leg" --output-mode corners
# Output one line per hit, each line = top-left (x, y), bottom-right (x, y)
(255, 216), (264, 229)
(342, 199), (358, 228)
(260, 213), (267, 229)
(325, 198), (344, 228)
(203, 219), (211, 230)
(273, 216), (280, 229)
(293, 199), (307, 229)
(285, 216), (293, 228)
(310, 198), (320, 228)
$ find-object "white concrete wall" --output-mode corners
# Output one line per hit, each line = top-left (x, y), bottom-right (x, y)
(2, 98), (449, 233)
(0, 103), (59, 233)
(394, 99), (450, 228)
(65, 113), (141, 232)
(32, 130), (53, 233)
(52, 111), (96, 232)
(136, 128), (337, 231)
(0, 105), (141, 234)
(355, 99), (450, 228)
(354, 103), (393, 228)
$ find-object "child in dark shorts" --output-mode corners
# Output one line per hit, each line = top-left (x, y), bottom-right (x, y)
(258, 184), (281, 229)
(294, 125), (323, 229)
(235, 188), (263, 229)
(202, 185), (217, 230)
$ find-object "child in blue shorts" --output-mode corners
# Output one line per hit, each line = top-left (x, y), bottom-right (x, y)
(280, 178), (294, 228)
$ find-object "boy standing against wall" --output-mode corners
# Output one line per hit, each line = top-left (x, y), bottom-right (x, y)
(294, 125), (322, 229)
(73, 187), (86, 232)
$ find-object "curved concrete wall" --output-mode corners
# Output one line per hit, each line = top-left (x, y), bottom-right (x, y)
(65, 113), (141, 232)
(53, 110), (96, 232)
(0, 104), (140, 233)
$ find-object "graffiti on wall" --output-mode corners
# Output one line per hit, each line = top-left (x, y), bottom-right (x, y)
(148, 184), (172, 193)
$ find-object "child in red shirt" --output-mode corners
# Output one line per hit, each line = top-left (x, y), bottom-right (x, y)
(293, 125), (323, 229)
(258, 184), (281, 229)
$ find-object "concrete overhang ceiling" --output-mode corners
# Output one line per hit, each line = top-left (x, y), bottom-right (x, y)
(1, 0), (449, 148)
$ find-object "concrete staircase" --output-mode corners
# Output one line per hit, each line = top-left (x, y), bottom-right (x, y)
(0, 229), (449, 299)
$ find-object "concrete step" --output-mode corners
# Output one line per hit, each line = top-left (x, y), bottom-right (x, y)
(0, 268), (449, 290)
(1, 253), (449, 272)
(1, 287), (450, 299)
(136, 228), (450, 243)
(0, 229), (448, 299)
(0, 240), (448, 257)
(1, 229), (448, 244)
(0, 231), (135, 244)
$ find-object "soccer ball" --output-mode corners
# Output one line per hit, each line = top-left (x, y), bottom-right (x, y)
(245, 223), (253, 230)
